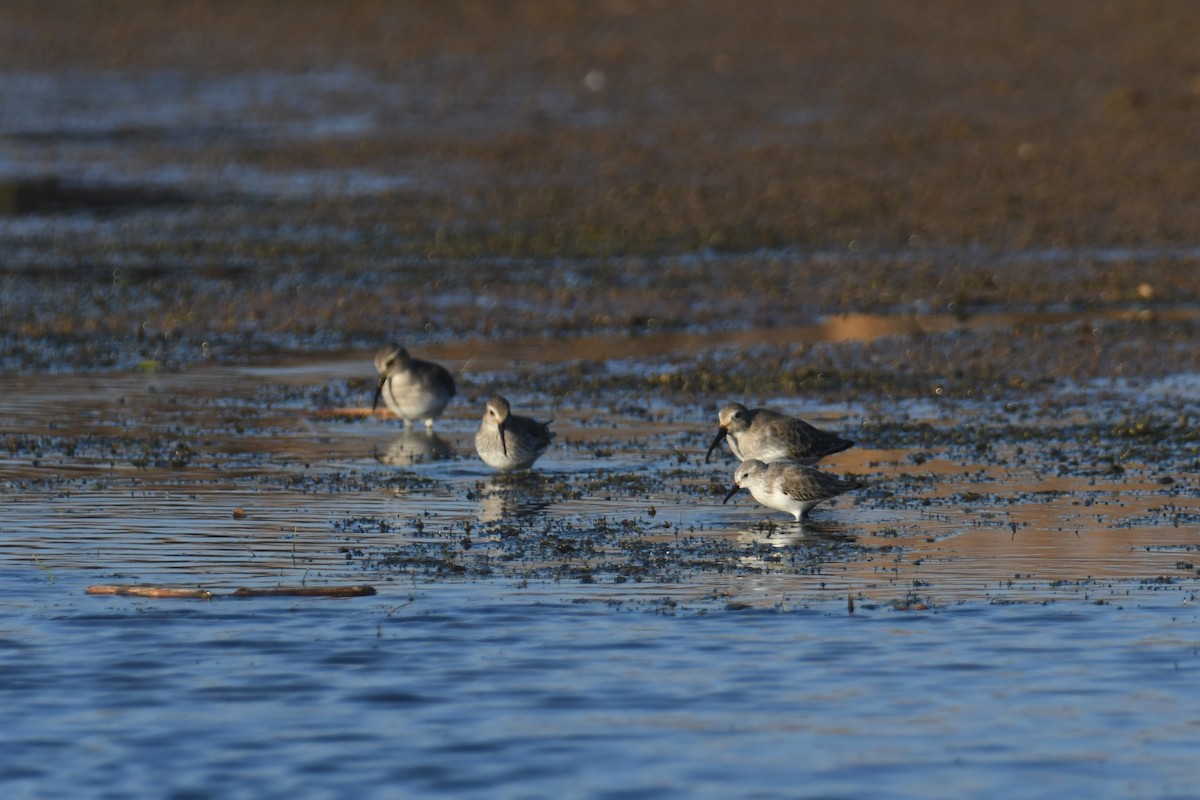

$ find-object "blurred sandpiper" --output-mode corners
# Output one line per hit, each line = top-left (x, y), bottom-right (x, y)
(373, 344), (456, 430)
(722, 459), (862, 521)
(474, 395), (554, 471)
(705, 402), (853, 465)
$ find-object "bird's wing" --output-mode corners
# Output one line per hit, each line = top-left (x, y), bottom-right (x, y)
(778, 464), (846, 501)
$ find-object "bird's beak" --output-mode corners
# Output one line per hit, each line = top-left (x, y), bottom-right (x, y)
(705, 427), (727, 463)
(498, 419), (508, 456)
(372, 376), (386, 411)
(722, 484), (742, 504)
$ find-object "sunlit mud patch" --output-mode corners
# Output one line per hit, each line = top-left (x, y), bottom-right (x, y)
(0, 177), (188, 216)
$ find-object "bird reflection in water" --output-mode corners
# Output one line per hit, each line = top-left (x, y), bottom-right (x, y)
(476, 472), (553, 522)
(734, 517), (855, 544)
(732, 518), (856, 574)
(375, 430), (453, 466)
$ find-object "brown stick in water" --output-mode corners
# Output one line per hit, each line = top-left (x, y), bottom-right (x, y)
(86, 584), (376, 599)
(231, 585), (377, 598)
(86, 585), (215, 599)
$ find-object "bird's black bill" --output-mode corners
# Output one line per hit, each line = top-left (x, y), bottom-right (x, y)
(722, 485), (742, 504)
(372, 376), (386, 411)
(498, 420), (508, 456)
(704, 428), (727, 463)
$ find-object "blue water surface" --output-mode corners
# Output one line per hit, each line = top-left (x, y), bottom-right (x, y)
(2, 573), (1196, 799)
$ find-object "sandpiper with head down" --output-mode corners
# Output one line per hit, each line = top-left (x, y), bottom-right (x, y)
(705, 402), (853, 465)
(373, 344), (456, 430)
(475, 395), (554, 471)
(723, 459), (862, 521)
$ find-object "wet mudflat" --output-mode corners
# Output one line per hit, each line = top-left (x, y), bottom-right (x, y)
(2, 342), (1199, 798)
(4, 2), (1200, 797)
(4, 346), (1200, 606)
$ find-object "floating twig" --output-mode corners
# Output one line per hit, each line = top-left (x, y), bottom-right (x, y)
(86, 585), (215, 599)
(231, 585), (376, 598)
(86, 584), (376, 599)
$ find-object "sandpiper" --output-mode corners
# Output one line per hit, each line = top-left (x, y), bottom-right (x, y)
(722, 459), (863, 521)
(474, 395), (554, 471)
(373, 344), (456, 429)
(705, 402), (853, 465)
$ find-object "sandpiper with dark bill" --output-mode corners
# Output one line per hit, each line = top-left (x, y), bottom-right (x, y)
(475, 395), (554, 471)
(722, 459), (863, 521)
(705, 402), (853, 465)
(372, 344), (457, 430)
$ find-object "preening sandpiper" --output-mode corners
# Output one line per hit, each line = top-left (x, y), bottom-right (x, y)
(705, 402), (853, 465)
(474, 395), (554, 471)
(722, 458), (863, 521)
(373, 344), (456, 430)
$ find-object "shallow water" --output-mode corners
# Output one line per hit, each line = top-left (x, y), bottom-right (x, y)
(6, 30), (1200, 798)
(2, 579), (1198, 799)
(2, 341), (1199, 797)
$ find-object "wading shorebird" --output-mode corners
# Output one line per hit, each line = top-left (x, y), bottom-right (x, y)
(705, 402), (853, 465)
(373, 344), (456, 430)
(474, 395), (554, 472)
(722, 459), (862, 521)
